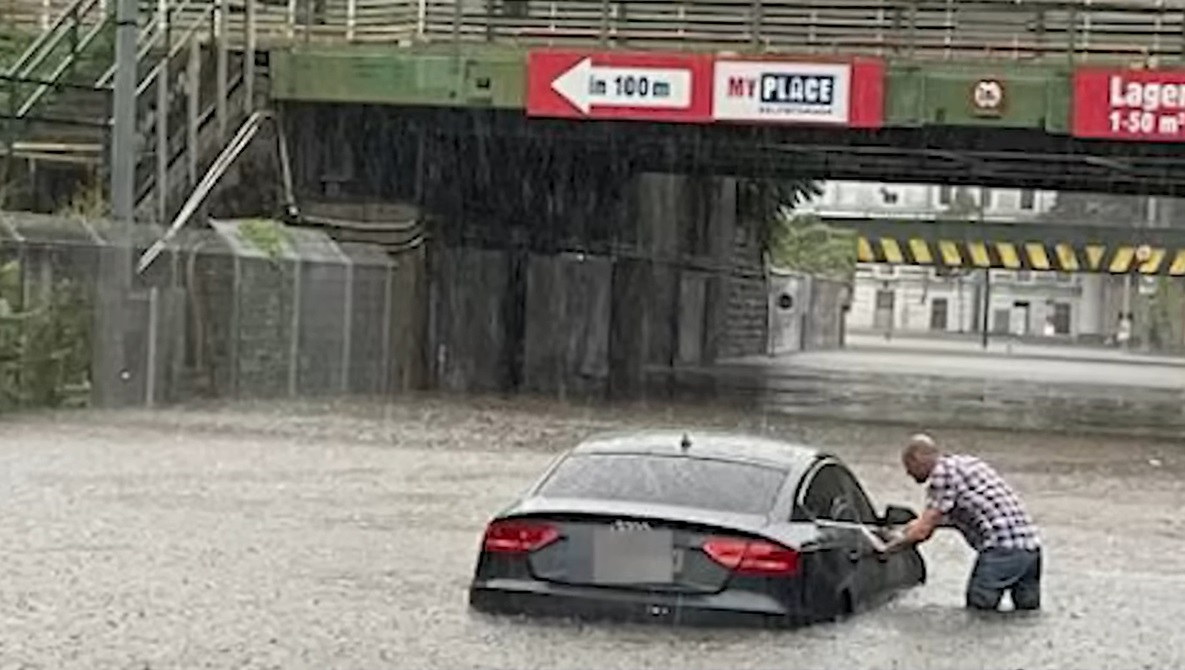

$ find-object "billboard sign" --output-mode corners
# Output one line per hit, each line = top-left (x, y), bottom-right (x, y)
(526, 50), (713, 123)
(711, 58), (884, 127)
(527, 51), (884, 128)
(1073, 68), (1185, 141)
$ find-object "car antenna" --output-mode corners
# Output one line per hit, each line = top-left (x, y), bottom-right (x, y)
(680, 433), (692, 451)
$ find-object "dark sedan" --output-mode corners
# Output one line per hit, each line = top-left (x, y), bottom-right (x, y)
(468, 430), (926, 628)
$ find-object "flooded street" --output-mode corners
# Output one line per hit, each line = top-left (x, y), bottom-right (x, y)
(2, 395), (1182, 669)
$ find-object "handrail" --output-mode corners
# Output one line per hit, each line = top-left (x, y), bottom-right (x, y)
(3, 0), (94, 78)
(96, 0), (214, 87)
(405, 0), (1185, 61)
(8, 0), (105, 82)
(134, 6), (217, 99)
(21, 0), (1185, 64)
(16, 15), (112, 118)
(137, 110), (273, 274)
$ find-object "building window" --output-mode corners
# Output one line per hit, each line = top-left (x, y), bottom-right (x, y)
(930, 298), (949, 331)
(938, 185), (952, 206)
(1051, 303), (1072, 335)
(1019, 189), (1036, 210)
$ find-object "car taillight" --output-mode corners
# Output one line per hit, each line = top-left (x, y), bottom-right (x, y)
(702, 537), (799, 576)
(483, 519), (560, 554)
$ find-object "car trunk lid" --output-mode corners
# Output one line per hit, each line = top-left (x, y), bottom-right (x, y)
(492, 504), (798, 594)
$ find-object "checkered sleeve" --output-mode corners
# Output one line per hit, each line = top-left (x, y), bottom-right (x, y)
(925, 463), (958, 515)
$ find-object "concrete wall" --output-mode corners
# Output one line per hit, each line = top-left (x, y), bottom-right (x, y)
(523, 253), (612, 396)
(805, 278), (849, 350)
(767, 270), (849, 355)
(429, 246), (514, 393)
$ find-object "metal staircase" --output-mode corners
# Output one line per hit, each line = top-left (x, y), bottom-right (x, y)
(1, 0), (263, 223)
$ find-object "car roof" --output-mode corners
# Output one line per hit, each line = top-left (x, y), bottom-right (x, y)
(570, 429), (825, 475)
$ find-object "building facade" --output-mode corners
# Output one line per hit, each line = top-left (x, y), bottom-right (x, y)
(802, 182), (1121, 341)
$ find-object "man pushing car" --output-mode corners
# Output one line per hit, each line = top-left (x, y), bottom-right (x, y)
(882, 433), (1043, 612)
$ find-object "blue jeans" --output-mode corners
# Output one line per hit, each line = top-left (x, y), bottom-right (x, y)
(966, 547), (1042, 611)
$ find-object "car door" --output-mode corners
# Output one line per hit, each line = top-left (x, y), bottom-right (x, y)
(827, 466), (925, 593)
(827, 464), (901, 606)
(797, 461), (886, 614)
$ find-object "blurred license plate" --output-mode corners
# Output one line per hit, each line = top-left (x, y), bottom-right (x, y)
(591, 528), (674, 584)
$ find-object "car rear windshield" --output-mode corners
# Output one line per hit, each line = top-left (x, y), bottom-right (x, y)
(535, 454), (786, 515)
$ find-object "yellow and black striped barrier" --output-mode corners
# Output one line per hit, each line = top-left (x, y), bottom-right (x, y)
(855, 236), (1185, 276)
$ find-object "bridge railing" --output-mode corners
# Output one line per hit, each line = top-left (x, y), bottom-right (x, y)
(11, 0), (1185, 60)
(417, 0), (1185, 61)
(346, 0), (1185, 62)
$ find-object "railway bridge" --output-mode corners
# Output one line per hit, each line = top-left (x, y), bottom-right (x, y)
(5, 0), (1185, 401)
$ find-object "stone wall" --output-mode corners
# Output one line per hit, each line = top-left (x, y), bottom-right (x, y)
(722, 217), (769, 359)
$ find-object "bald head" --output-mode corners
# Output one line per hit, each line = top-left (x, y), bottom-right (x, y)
(902, 433), (941, 483)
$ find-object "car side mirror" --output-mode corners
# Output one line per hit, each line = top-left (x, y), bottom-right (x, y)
(882, 505), (917, 526)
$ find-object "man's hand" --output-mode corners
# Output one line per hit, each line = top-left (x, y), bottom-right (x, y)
(879, 508), (943, 554)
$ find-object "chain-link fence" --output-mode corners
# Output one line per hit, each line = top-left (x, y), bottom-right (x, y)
(0, 211), (421, 412)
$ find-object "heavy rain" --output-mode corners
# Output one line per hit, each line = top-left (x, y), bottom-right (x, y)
(4, 0), (1185, 668)
(2, 395), (1183, 669)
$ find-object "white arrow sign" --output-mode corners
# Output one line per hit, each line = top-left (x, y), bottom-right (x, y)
(550, 57), (693, 115)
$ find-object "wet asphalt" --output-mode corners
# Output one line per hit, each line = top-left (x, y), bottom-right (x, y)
(1, 395), (1183, 669)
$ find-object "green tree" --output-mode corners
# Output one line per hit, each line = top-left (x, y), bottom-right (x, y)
(736, 178), (856, 280)
(767, 211), (857, 280)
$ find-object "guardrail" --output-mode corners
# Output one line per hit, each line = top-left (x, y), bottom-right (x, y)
(11, 0), (1185, 61)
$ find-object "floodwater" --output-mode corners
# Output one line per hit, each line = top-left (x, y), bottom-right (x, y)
(2, 395), (1183, 669)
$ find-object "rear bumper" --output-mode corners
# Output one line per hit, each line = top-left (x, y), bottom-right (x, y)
(469, 578), (802, 628)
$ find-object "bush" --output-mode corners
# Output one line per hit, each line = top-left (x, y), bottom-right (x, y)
(0, 260), (92, 412)
(768, 212), (857, 280)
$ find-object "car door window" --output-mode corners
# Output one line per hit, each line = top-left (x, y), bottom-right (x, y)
(800, 464), (858, 523)
(800, 463), (878, 525)
(831, 466), (879, 525)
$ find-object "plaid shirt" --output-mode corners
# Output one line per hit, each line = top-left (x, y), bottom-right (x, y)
(927, 454), (1040, 552)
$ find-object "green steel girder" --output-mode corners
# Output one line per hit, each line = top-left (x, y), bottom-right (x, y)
(269, 46), (1071, 132)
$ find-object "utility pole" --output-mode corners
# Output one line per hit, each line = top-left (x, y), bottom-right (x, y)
(978, 187), (990, 349)
(93, 0), (138, 407)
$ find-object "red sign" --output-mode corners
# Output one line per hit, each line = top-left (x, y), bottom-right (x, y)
(1074, 68), (1185, 141)
(526, 50), (714, 123)
(527, 50), (884, 128)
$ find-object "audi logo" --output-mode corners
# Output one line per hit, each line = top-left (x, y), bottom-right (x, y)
(610, 519), (652, 532)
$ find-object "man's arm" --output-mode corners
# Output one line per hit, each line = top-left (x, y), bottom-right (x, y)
(882, 507), (943, 553)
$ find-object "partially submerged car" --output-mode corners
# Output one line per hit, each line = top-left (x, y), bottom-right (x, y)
(468, 430), (925, 628)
